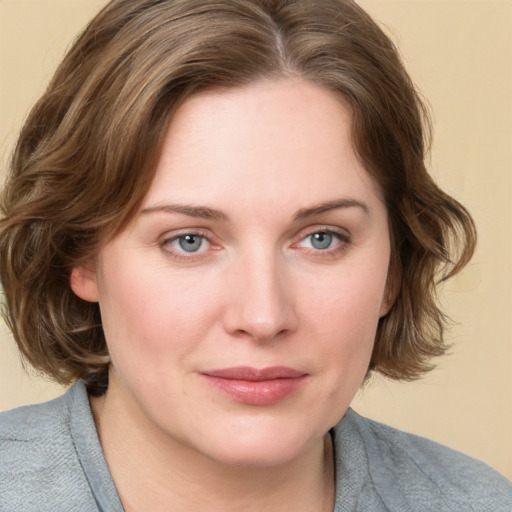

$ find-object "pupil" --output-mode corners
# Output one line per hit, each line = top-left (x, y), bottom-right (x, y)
(312, 232), (332, 250)
(179, 235), (202, 252)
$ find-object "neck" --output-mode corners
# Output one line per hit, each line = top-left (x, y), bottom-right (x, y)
(90, 381), (335, 512)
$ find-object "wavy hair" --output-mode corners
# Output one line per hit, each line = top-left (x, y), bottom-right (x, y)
(0, 0), (476, 395)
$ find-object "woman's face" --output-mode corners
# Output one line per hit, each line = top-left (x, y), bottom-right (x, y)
(73, 78), (392, 466)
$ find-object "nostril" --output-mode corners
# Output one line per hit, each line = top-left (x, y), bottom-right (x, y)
(224, 306), (297, 343)
(221, 257), (298, 341)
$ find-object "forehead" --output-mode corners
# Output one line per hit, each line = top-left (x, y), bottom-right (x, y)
(143, 78), (384, 215)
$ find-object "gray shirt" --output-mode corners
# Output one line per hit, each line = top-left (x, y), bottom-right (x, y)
(1, 381), (511, 511)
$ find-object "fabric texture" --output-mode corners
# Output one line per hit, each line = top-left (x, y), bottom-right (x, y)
(1, 381), (511, 511)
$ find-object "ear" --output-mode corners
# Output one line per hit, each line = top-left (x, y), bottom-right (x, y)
(379, 261), (401, 318)
(70, 263), (99, 302)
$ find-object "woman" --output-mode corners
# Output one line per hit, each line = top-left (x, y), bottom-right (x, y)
(0, 0), (510, 510)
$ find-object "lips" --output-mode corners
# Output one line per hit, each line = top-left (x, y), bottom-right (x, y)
(200, 366), (308, 405)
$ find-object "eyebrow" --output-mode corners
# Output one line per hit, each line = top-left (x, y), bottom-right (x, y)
(140, 197), (370, 222)
(141, 204), (229, 221)
(293, 198), (370, 220)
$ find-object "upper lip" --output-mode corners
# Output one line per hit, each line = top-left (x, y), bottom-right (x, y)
(201, 366), (306, 381)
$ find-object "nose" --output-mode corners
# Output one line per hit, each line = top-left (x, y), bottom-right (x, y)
(222, 248), (298, 343)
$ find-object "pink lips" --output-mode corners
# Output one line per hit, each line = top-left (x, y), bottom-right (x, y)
(201, 366), (307, 405)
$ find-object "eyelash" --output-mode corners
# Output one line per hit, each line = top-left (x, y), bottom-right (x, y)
(159, 227), (351, 262)
(293, 227), (350, 257)
(159, 230), (214, 262)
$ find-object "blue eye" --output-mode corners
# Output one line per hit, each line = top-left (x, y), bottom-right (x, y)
(309, 232), (334, 250)
(294, 229), (349, 254)
(160, 231), (216, 261)
(174, 234), (205, 253)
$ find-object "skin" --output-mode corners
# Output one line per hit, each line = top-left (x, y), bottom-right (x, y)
(71, 78), (393, 512)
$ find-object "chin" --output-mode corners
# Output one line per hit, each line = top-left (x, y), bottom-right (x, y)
(203, 439), (312, 468)
(191, 417), (328, 468)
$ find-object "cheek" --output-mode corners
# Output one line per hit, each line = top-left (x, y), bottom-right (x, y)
(313, 289), (380, 373)
(97, 260), (222, 366)
(300, 261), (387, 380)
(303, 265), (387, 334)
(296, 274), (383, 430)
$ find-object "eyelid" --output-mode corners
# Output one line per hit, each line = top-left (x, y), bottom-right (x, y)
(159, 228), (219, 260)
(160, 228), (208, 243)
(296, 225), (350, 242)
(156, 225), (351, 262)
(291, 225), (351, 252)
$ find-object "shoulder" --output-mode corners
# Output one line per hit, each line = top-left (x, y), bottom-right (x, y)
(1, 387), (70, 434)
(0, 386), (75, 467)
(0, 382), (100, 511)
(333, 409), (512, 512)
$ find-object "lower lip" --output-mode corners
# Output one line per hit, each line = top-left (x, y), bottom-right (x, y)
(202, 375), (307, 405)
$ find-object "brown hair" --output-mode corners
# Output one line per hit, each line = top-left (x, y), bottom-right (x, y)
(0, 0), (476, 395)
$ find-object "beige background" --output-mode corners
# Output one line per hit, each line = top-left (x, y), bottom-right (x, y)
(1, 0), (511, 480)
